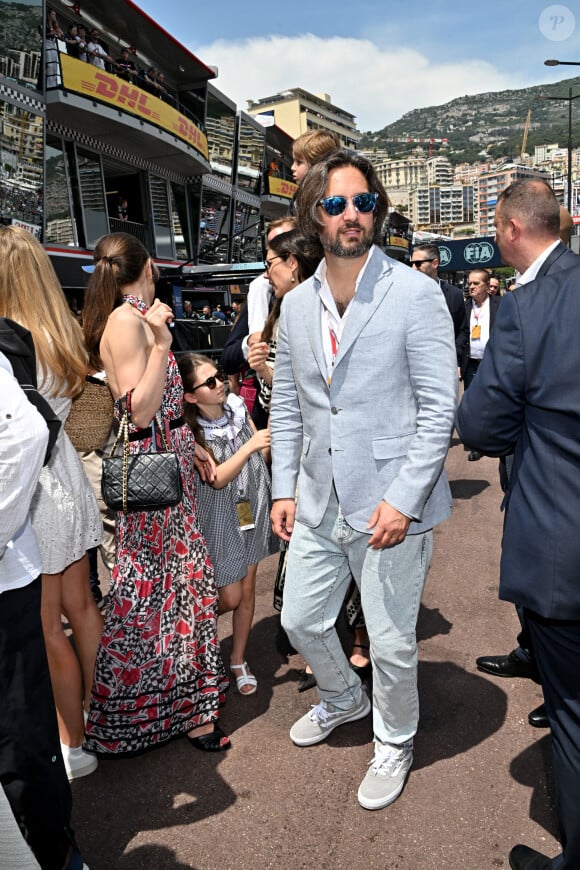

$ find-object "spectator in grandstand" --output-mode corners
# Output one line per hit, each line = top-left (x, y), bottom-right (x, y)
(87, 30), (116, 72)
(76, 25), (89, 62)
(115, 47), (137, 83)
(116, 195), (129, 222)
(64, 23), (83, 59)
(41, 8), (63, 89)
(155, 71), (170, 100)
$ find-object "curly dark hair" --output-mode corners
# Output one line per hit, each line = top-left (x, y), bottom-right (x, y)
(295, 149), (390, 246)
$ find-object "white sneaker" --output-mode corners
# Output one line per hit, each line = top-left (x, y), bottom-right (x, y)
(357, 739), (413, 810)
(60, 743), (98, 781)
(289, 693), (371, 747)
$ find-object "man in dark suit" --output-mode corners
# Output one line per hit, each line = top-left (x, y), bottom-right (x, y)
(410, 244), (469, 378)
(475, 181), (578, 729)
(457, 259), (580, 869)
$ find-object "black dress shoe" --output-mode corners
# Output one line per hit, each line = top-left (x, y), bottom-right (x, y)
(509, 844), (552, 869)
(476, 650), (540, 682)
(297, 670), (317, 693)
(467, 450), (482, 461)
(528, 703), (549, 729)
(275, 620), (296, 660)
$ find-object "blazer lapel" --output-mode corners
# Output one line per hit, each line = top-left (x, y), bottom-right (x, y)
(304, 280), (329, 385)
(536, 241), (567, 278)
(333, 253), (393, 365)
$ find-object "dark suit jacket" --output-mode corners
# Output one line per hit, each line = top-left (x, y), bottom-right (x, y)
(221, 305), (248, 374)
(456, 261), (580, 619)
(536, 240), (578, 277)
(439, 280), (469, 373)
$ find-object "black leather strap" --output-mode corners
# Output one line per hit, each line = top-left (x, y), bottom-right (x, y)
(128, 415), (186, 442)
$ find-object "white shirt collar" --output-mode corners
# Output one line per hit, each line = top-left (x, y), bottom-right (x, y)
(516, 239), (560, 286)
(316, 244), (377, 317)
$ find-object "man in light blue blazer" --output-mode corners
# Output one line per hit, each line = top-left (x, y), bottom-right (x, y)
(269, 151), (457, 810)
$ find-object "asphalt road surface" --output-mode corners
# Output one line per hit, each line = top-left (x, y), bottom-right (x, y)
(73, 435), (559, 869)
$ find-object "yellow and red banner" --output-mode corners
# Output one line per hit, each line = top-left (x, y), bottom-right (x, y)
(60, 54), (208, 160)
(387, 235), (410, 249)
(267, 176), (297, 200)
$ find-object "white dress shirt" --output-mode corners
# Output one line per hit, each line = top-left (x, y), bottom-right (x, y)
(0, 353), (48, 592)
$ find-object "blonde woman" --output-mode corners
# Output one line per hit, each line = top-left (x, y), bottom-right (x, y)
(0, 226), (103, 780)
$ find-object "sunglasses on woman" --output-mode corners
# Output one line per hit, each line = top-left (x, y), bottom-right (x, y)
(317, 192), (378, 217)
(190, 371), (226, 392)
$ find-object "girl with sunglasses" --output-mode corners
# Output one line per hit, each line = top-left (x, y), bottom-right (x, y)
(179, 354), (278, 696)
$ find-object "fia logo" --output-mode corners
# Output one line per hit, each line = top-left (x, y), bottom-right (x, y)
(438, 246), (452, 267)
(464, 241), (494, 264)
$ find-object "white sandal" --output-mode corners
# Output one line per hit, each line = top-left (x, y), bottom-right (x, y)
(231, 662), (258, 695)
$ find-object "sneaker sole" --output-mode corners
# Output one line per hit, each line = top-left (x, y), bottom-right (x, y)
(357, 764), (412, 810)
(290, 695), (371, 747)
(65, 756), (98, 782)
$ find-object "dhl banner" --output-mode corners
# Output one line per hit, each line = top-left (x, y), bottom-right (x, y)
(60, 54), (209, 161)
(268, 176), (297, 199)
(387, 235), (409, 249)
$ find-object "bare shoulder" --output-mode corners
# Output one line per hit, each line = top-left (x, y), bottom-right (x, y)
(103, 303), (146, 345)
(101, 303), (150, 393)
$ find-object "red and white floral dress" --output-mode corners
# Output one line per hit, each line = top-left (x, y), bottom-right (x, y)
(84, 295), (227, 755)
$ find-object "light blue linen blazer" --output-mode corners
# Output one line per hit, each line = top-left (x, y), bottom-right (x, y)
(270, 246), (458, 535)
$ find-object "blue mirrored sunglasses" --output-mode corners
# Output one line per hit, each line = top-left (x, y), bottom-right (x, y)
(317, 192), (378, 216)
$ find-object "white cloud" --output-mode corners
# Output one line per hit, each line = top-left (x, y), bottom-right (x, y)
(193, 33), (526, 132)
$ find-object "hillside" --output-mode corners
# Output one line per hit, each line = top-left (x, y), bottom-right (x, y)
(359, 76), (580, 164)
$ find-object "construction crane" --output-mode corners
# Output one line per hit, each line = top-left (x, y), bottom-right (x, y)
(521, 109), (532, 160)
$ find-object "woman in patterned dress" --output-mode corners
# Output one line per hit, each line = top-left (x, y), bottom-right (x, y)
(82, 232), (230, 754)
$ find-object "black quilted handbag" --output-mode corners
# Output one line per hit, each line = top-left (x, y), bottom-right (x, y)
(101, 411), (183, 512)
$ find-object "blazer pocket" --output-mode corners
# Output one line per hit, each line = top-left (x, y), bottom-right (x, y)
(372, 433), (414, 460)
(302, 433), (311, 457)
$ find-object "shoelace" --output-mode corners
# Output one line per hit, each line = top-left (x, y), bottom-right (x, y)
(308, 701), (331, 723)
(369, 745), (410, 776)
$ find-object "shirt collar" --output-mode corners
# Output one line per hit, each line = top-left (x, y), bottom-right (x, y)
(315, 244), (377, 302)
(516, 239), (560, 286)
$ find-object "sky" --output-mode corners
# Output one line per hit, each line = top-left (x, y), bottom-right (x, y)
(137, 0), (580, 132)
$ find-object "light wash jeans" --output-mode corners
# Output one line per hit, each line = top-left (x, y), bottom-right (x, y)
(281, 485), (432, 745)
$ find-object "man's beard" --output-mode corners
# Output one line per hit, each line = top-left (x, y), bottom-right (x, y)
(320, 223), (374, 258)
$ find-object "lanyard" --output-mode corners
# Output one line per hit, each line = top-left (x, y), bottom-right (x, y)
(328, 326), (339, 386)
(225, 421), (247, 498)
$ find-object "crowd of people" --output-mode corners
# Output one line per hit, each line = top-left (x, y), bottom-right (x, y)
(1, 128), (579, 870)
(43, 8), (173, 103)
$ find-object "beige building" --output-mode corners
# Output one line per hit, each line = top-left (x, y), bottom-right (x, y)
(476, 163), (549, 235)
(364, 154), (427, 211)
(426, 156), (454, 186)
(409, 184), (474, 234)
(246, 88), (360, 149)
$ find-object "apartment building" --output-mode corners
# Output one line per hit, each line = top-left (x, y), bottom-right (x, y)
(246, 88), (360, 149)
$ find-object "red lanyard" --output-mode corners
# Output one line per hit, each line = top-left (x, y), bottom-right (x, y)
(328, 326), (339, 386)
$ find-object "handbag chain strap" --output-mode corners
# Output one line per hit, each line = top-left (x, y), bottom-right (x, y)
(107, 409), (171, 513)
(121, 412), (130, 513)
